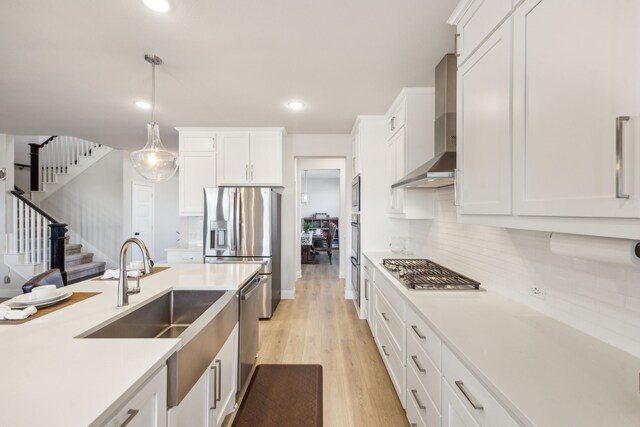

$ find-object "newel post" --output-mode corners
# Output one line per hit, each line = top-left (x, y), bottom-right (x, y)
(49, 223), (68, 286)
(28, 143), (40, 192)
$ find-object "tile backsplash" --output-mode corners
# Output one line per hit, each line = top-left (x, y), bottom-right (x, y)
(179, 216), (204, 247)
(409, 188), (640, 358)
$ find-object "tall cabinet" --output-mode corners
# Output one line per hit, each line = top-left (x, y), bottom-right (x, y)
(178, 131), (217, 216)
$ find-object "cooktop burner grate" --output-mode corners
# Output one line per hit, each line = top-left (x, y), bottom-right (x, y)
(382, 258), (480, 290)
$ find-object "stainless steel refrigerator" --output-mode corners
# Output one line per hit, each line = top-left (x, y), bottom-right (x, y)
(203, 187), (281, 319)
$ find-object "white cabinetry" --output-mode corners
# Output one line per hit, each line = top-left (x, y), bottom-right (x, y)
(512, 0), (640, 218)
(217, 130), (283, 187)
(168, 324), (238, 427)
(363, 259), (375, 330)
(442, 380), (480, 427)
(456, 18), (512, 215)
(165, 248), (203, 264)
(178, 132), (217, 216)
(452, 0), (513, 66)
(103, 365), (167, 427)
(385, 89), (436, 219)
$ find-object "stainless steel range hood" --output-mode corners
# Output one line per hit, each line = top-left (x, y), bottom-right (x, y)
(393, 54), (457, 189)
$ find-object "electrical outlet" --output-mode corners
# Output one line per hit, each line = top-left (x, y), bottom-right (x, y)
(3, 275), (10, 284)
(529, 286), (546, 299)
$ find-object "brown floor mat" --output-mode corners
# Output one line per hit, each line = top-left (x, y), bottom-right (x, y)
(232, 364), (323, 427)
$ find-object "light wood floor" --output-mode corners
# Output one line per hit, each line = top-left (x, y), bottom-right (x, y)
(256, 258), (408, 426)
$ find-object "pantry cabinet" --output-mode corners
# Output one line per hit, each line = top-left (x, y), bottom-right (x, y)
(217, 130), (283, 187)
(512, 0), (640, 218)
(456, 18), (512, 215)
(178, 132), (217, 216)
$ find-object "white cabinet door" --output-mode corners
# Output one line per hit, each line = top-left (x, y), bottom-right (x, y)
(457, 19), (512, 215)
(250, 132), (282, 186)
(442, 380), (480, 427)
(180, 134), (217, 152)
(387, 128), (406, 214)
(104, 366), (167, 427)
(167, 372), (207, 427)
(456, 0), (513, 66)
(513, 0), (640, 218)
(179, 152), (216, 216)
(217, 132), (251, 186)
(209, 324), (239, 427)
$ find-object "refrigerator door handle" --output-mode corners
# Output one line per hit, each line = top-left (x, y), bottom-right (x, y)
(235, 189), (242, 254)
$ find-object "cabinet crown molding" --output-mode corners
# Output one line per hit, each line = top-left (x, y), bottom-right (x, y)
(447, 0), (476, 25)
(175, 127), (287, 134)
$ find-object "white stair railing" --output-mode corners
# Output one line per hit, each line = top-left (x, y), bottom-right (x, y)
(38, 136), (101, 190)
(10, 192), (53, 269)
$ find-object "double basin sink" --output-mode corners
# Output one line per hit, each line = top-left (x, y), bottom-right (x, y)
(79, 288), (239, 407)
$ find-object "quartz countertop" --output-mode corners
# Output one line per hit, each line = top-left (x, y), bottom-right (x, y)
(0, 263), (261, 427)
(364, 252), (640, 427)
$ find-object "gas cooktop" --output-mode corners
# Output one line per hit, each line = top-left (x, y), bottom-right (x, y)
(382, 258), (480, 290)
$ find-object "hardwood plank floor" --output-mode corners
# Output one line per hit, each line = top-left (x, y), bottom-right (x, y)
(255, 257), (408, 427)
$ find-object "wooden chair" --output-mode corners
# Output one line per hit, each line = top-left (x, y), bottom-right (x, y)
(313, 222), (337, 264)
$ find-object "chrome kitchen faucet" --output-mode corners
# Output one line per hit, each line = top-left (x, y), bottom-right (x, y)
(117, 237), (154, 307)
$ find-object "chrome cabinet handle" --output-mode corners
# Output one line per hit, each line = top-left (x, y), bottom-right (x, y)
(212, 137), (216, 149)
(381, 312), (389, 321)
(245, 164), (249, 181)
(411, 325), (426, 340)
(454, 168), (460, 206)
(210, 365), (217, 410)
(455, 33), (461, 57)
(120, 409), (139, 427)
(455, 380), (484, 410)
(390, 116), (396, 131)
(364, 278), (368, 301)
(216, 359), (222, 402)
(250, 164), (254, 181)
(411, 424), (418, 427)
(616, 116), (630, 199)
(411, 355), (426, 373)
(411, 389), (426, 410)
(381, 345), (390, 356)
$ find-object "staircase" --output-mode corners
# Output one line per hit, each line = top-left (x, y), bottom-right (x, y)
(4, 136), (112, 286)
(65, 243), (105, 284)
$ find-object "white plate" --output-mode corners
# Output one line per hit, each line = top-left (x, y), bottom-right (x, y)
(6, 290), (73, 308)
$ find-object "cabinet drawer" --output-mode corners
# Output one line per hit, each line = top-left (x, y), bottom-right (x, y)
(376, 314), (405, 406)
(180, 133), (217, 152)
(442, 345), (519, 427)
(166, 251), (203, 264)
(407, 329), (441, 413)
(457, 0), (512, 64)
(406, 305), (442, 370)
(375, 286), (405, 360)
(376, 274), (406, 320)
(363, 258), (375, 282)
(407, 360), (441, 427)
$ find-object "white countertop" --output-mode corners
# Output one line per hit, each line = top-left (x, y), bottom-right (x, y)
(364, 252), (640, 427)
(0, 263), (262, 427)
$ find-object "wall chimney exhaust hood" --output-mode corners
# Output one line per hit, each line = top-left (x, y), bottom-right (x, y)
(393, 54), (457, 189)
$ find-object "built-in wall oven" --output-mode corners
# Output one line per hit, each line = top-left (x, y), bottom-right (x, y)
(352, 174), (361, 212)
(351, 213), (361, 307)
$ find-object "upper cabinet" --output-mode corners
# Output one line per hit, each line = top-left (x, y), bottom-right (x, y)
(456, 18), (512, 215)
(178, 131), (217, 216)
(450, 0), (640, 238)
(512, 0), (640, 218)
(384, 88), (436, 219)
(217, 129), (284, 187)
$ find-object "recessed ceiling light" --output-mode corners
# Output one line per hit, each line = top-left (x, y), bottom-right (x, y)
(135, 100), (151, 109)
(287, 101), (305, 110)
(141, 0), (172, 13)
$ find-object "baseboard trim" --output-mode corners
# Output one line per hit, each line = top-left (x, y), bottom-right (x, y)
(281, 290), (296, 299)
(344, 288), (354, 300)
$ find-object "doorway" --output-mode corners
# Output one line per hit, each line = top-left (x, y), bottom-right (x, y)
(131, 182), (155, 261)
(295, 158), (347, 283)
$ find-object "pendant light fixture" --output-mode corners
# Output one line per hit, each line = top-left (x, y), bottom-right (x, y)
(301, 170), (310, 204)
(130, 54), (178, 182)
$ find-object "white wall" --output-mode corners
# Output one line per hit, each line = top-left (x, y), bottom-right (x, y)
(42, 150), (124, 267)
(408, 187), (640, 358)
(13, 166), (29, 191)
(300, 177), (340, 219)
(282, 134), (352, 299)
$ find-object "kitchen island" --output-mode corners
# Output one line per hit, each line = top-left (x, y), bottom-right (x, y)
(364, 252), (640, 427)
(0, 263), (261, 427)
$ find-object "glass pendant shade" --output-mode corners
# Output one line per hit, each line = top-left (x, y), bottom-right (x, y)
(131, 122), (178, 181)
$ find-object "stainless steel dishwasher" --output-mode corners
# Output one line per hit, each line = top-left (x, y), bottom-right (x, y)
(238, 274), (261, 391)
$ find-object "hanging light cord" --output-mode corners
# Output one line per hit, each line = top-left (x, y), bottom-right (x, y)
(151, 61), (156, 124)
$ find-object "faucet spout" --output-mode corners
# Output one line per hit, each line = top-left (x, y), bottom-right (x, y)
(117, 237), (154, 307)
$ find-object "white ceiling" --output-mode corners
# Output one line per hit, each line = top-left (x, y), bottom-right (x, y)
(0, 0), (458, 151)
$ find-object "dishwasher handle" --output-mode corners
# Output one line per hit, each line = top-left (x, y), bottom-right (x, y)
(241, 275), (261, 300)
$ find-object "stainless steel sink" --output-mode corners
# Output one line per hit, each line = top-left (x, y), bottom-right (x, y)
(79, 288), (239, 407)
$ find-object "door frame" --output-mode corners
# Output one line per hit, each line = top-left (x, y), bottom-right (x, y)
(131, 181), (155, 260)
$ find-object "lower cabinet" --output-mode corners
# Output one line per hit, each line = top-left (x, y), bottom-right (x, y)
(442, 380), (481, 427)
(168, 324), (239, 427)
(103, 365), (168, 427)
